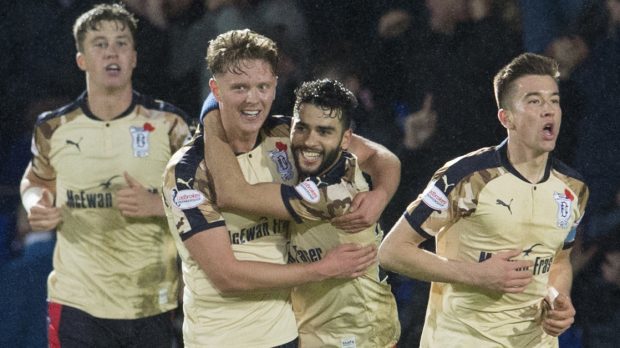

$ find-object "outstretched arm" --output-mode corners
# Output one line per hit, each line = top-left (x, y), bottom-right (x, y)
(331, 134), (401, 232)
(185, 226), (377, 293)
(379, 215), (534, 293)
(202, 110), (292, 219)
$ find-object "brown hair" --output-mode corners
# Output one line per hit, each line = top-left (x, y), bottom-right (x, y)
(493, 53), (560, 109)
(73, 3), (138, 52)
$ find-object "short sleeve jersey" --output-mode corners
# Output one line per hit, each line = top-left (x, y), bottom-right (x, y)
(282, 152), (401, 348)
(31, 91), (189, 319)
(162, 117), (299, 348)
(404, 140), (589, 347)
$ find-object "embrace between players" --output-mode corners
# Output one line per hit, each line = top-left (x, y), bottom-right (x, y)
(21, 4), (587, 348)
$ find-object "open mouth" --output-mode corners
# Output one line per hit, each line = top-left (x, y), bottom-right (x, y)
(542, 123), (555, 139)
(105, 64), (121, 73)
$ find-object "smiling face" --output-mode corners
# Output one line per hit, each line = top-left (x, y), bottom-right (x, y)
(500, 74), (561, 157)
(76, 20), (136, 93)
(291, 103), (351, 177)
(209, 59), (277, 144)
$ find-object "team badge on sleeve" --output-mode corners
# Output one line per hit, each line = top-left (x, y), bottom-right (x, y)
(171, 188), (205, 209)
(422, 180), (449, 211)
(553, 189), (574, 229)
(269, 141), (294, 181)
(130, 122), (155, 157)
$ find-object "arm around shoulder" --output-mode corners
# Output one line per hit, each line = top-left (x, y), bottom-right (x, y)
(202, 109), (291, 220)
(349, 134), (401, 203)
(333, 135), (400, 232)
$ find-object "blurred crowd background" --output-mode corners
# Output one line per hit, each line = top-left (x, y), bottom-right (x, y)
(1, 0), (619, 347)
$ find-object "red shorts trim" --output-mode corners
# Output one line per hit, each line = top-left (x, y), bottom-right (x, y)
(48, 302), (62, 348)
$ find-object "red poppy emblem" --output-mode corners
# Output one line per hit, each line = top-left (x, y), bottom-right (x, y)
(143, 122), (155, 132)
(564, 189), (574, 201)
(275, 141), (287, 152)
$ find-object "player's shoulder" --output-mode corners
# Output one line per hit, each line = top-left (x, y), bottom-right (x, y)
(434, 144), (501, 187)
(134, 91), (189, 121)
(262, 115), (291, 137)
(165, 134), (204, 176)
(551, 157), (586, 183)
(550, 156), (589, 204)
(35, 94), (82, 126)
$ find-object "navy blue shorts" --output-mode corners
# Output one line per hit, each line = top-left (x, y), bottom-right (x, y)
(48, 302), (174, 348)
(274, 337), (298, 348)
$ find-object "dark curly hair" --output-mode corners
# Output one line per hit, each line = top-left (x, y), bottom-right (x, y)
(293, 79), (358, 130)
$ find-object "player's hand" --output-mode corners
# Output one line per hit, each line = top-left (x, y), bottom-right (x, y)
(117, 172), (164, 217)
(27, 188), (61, 231)
(403, 94), (437, 150)
(317, 243), (377, 279)
(330, 190), (387, 233)
(472, 249), (533, 293)
(542, 293), (575, 336)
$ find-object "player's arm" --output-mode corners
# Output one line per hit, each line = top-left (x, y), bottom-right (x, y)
(202, 109), (292, 219)
(184, 226), (376, 293)
(20, 163), (61, 232)
(331, 134), (401, 232)
(542, 247), (575, 336)
(378, 215), (534, 293)
(548, 247), (573, 297)
(349, 133), (401, 204)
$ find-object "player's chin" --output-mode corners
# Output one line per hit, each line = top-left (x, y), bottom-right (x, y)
(298, 163), (320, 176)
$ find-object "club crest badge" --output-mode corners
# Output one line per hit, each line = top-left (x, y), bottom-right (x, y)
(269, 141), (294, 181)
(553, 189), (574, 229)
(130, 122), (155, 157)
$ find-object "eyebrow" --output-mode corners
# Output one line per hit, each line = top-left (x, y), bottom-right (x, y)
(316, 125), (336, 133)
(229, 82), (249, 88)
(90, 34), (131, 41)
(524, 91), (560, 98)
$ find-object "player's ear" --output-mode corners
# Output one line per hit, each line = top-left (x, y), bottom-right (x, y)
(498, 109), (514, 130)
(340, 129), (352, 149)
(76, 52), (87, 71)
(209, 78), (221, 101)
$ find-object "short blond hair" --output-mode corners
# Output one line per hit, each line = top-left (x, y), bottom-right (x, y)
(206, 29), (278, 76)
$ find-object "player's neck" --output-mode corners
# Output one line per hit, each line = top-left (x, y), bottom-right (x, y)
(227, 129), (260, 154)
(506, 143), (549, 183)
(86, 85), (133, 121)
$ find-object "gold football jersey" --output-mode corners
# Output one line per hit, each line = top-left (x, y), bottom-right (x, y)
(284, 152), (400, 347)
(162, 119), (299, 348)
(404, 140), (589, 347)
(31, 91), (189, 319)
